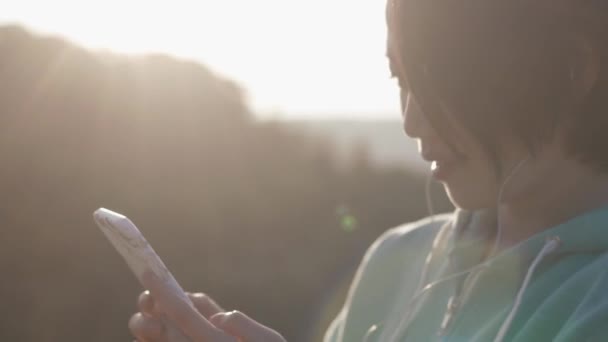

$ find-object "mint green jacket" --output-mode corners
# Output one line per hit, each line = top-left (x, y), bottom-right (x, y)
(324, 208), (608, 341)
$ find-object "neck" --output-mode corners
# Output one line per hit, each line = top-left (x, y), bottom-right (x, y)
(497, 162), (608, 249)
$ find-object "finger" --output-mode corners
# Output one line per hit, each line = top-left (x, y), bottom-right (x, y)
(189, 293), (224, 318)
(138, 291), (160, 318)
(162, 315), (196, 342)
(128, 312), (165, 341)
(142, 270), (236, 341)
(210, 311), (285, 341)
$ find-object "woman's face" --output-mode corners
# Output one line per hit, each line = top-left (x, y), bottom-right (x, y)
(402, 93), (529, 210)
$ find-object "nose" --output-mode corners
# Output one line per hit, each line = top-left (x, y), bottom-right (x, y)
(401, 91), (429, 139)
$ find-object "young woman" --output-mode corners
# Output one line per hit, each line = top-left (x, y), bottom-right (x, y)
(129, 0), (608, 341)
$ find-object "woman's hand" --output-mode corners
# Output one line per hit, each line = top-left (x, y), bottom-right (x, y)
(128, 279), (285, 342)
(129, 291), (225, 341)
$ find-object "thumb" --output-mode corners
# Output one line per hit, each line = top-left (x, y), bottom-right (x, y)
(142, 270), (236, 342)
(210, 311), (285, 342)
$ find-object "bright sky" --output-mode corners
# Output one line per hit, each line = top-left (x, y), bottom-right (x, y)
(1, 1), (401, 120)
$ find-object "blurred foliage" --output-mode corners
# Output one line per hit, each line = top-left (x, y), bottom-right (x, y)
(0, 25), (452, 341)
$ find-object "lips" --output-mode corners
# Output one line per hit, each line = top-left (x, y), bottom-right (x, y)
(420, 147), (464, 181)
(420, 150), (458, 165)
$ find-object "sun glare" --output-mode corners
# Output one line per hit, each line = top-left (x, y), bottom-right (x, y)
(1, 0), (401, 119)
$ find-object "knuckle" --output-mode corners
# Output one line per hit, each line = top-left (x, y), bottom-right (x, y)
(191, 292), (211, 304)
(221, 310), (246, 327)
(191, 293), (223, 316)
(137, 291), (153, 310)
(229, 311), (246, 322)
(128, 312), (164, 339)
(128, 313), (143, 333)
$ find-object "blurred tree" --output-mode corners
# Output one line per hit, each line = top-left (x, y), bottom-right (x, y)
(0, 25), (451, 341)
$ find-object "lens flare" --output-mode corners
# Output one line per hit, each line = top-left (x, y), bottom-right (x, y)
(336, 205), (358, 232)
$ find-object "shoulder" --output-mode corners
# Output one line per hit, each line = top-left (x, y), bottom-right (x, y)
(324, 212), (455, 342)
(352, 211), (454, 289)
(364, 212), (454, 263)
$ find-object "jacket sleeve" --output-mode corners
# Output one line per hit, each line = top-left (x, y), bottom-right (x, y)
(323, 214), (451, 342)
(323, 308), (346, 342)
(322, 228), (397, 342)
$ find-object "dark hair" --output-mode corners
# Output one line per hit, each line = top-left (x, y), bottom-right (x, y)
(387, 0), (608, 173)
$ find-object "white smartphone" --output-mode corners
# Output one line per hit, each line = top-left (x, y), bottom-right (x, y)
(93, 208), (193, 340)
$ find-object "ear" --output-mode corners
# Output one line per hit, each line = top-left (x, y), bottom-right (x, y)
(569, 34), (600, 102)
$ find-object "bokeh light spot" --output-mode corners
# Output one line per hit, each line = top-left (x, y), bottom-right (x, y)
(336, 205), (358, 232)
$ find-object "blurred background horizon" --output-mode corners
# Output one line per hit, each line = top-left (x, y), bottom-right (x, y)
(0, 2), (451, 341)
(1, 0), (401, 120)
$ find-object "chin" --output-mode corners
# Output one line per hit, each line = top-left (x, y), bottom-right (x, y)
(444, 183), (492, 211)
